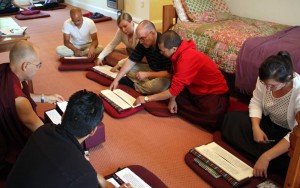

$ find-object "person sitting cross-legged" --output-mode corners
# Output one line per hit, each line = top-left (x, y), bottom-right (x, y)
(134, 30), (229, 132)
(110, 20), (172, 95)
(56, 8), (103, 58)
(96, 12), (139, 72)
(0, 0), (28, 14)
(221, 51), (300, 178)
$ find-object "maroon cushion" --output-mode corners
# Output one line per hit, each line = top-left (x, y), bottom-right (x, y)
(103, 50), (128, 67)
(15, 12), (50, 20)
(228, 98), (249, 112)
(185, 132), (284, 188)
(144, 100), (175, 117)
(83, 122), (105, 150)
(100, 85), (144, 118)
(58, 63), (94, 71)
(105, 165), (167, 188)
(83, 12), (93, 18)
(213, 131), (285, 185)
(21, 10), (40, 15)
(86, 71), (112, 86)
(92, 16), (112, 23)
(59, 57), (95, 64)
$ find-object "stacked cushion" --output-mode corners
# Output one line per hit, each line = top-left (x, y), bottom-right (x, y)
(58, 57), (95, 71)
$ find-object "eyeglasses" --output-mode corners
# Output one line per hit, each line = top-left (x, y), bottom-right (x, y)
(28, 62), (42, 69)
(138, 32), (151, 42)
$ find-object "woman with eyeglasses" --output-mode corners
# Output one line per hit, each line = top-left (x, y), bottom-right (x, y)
(221, 51), (300, 178)
(96, 12), (139, 72)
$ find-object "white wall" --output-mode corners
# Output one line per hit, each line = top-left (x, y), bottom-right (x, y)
(225, 0), (300, 26)
(65, 0), (149, 23)
(65, 0), (172, 30)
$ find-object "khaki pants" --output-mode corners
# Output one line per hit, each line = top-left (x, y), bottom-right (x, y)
(56, 43), (103, 57)
(127, 64), (170, 95)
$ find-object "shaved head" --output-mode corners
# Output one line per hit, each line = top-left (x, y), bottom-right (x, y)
(70, 7), (82, 17)
(70, 8), (83, 27)
(9, 40), (39, 65)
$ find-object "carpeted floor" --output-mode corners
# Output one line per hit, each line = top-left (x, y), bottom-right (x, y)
(0, 5), (215, 187)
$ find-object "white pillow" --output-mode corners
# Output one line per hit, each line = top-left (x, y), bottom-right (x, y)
(173, 0), (190, 22)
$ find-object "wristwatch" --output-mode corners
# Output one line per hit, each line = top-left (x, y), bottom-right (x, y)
(41, 93), (45, 103)
(144, 96), (149, 103)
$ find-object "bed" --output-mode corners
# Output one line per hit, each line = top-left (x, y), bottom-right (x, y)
(162, 1), (300, 94)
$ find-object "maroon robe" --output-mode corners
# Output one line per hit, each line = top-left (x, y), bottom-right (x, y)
(0, 63), (36, 177)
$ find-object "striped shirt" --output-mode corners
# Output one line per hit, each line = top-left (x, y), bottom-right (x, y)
(129, 32), (172, 72)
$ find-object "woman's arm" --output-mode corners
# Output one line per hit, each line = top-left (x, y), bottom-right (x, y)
(254, 138), (289, 178)
(98, 29), (123, 61)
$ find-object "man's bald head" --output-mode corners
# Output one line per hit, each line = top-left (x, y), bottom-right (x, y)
(137, 20), (156, 33)
(9, 40), (39, 65)
(70, 7), (82, 17)
(70, 8), (83, 26)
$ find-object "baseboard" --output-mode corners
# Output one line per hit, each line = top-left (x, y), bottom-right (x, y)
(65, 0), (118, 19)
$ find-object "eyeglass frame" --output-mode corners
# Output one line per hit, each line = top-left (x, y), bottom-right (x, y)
(137, 31), (152, 42)
(28, 62), (42, 69)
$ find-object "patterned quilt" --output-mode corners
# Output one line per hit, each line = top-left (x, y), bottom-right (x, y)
(172, 16), (288, 74)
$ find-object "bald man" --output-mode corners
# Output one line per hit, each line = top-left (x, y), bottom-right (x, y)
(56, 8), (103, 58)
(110, 20), (172, 94)
(0, 40), (63, 178)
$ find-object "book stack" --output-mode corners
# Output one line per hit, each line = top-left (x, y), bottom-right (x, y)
(190, 142), (253, 187)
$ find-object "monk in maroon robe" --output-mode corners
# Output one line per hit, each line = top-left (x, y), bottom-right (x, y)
(0, 41), (64, 178)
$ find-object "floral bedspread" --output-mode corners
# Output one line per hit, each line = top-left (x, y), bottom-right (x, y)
(172, 16), (288, 74)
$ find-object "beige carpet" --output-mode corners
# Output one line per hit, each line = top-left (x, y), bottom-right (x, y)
(0, 5), (213, 187)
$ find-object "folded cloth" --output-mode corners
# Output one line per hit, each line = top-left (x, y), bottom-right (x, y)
(91, 12), (104, 19)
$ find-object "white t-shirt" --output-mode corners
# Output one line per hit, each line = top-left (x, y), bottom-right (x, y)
(62, 17), (97, 46)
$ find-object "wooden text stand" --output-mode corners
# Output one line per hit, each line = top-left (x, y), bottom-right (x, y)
(284, 113), (300, 187)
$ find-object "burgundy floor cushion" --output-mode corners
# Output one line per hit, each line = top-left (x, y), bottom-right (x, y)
(58, 57), (95, 71)
(144, 100), (175, 117)
(100, 85), (144, 118)
(185, 131), (285, 188)
(83, 12), (112, 23)
(15, 12), (50, 20)
(105, 165), (168, 188)
(83, 122), (105, 150)
(103, 50), (128, 67)
(86, 71), (112, 86)
(92, 16), (112, 23)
